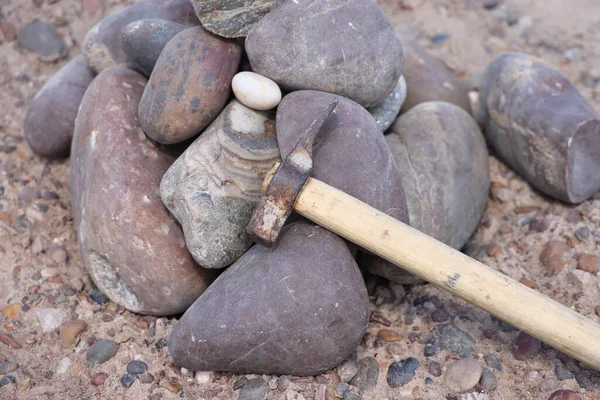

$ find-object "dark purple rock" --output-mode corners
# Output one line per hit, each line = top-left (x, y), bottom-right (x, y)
(512, 331), (541, 361)
(24, 55), (95, 158)
(169, 222), (370, 376)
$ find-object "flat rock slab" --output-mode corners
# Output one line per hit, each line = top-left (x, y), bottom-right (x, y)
(191, 0), (277, 38)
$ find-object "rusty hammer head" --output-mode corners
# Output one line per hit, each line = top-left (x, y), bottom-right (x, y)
(247, 98), (339, 247)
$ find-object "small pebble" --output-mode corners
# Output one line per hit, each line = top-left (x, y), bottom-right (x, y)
(574, 227), (591, 241)
(574, 371), (594, 392)
(121, 373), (136, 388)
(517, 216), (534, 227)
(238, 378), (269, 400)
(377, 329), (401, 342)
(530, 218), (550, 233)
(336, 355), (358, 383)
(479, 368), (498, 391)
(577, 254), (600, 273)
(194, 371), (212, 384)
(482, 0), (500, 9)
(444, 357), (482, 393)
(387, 357), (419, 388)
(91, 372), (108, 386)
(40, 268), (59, 280)
(350, 357), (379, 390)
(160, 378), (182, 394)
(232, 72), (282, 111)
(424, 324), (475, 357)
(155, 338), (167, 350)
(139, 373), (154, 384)
(126, 360), (148, 375)
(513, 332), (541, 360)
(335, 382), (350, 398)
(89, 289), (109, 305)
(483, 354), (502, 371)
(539, 378), (559, 392)
(539, 241), (569, 275)
(344, 393), (361, 400)
(554, 362), (573, 381)
(425, 377), (433, 385)
(0, 304), (22, 321)
(566, 210), (583, 224)
(547, 390), (580, 400)
(36, 308), (68, 333)
(428, 361), (442, 377)
(0, 361), (18, 375)
(430, 33), (450, 45)
(86, 339), (119, 366)
(431, 309), (450, 322)
(0, 375), (16, 387)
(563, 48), (581, 61)
(17, 20), (67, 59)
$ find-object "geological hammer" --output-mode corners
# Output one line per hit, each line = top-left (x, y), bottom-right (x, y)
(247, 99), (600, 371)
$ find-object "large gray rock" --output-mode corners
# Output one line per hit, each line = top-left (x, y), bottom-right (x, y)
(480, 52), (600, 203)
(71, 67), (214, 316)
(191, 0), (278, 38)
(160, 100), (280, 269)
(169, 222), (370, 376)
(120, 19), (187, 78)
(138, 27), (241, 144)
(245, 0), (404, 107)
(83, 0), (199, 73)
(24, 55), (95, 158)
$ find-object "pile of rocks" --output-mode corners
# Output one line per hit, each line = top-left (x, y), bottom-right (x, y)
(21, 0), (600, 392)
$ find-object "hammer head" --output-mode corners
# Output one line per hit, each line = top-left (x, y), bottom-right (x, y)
(247, 99), (339, 247)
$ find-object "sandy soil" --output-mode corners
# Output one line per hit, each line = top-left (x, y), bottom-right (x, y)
(1, 0), (600, 399)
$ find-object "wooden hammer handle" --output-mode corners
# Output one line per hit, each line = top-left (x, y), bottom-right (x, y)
(295, 177), (600, 370)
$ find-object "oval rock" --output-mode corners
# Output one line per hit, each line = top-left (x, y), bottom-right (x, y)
(83, 0), (199, 73)
(120, 19), (187, 78)
(160, 99), (280, 269)
(169, 222), (370, 376)
(246, 0), (404, 107)
(401, 41), (471, 113)
(232, 71), (282, 111)
(277, 90), (410, 280)
(24, 55), (95, 158)
(480, 52), (600, 203)
(71, 67), (214, 315)
(139, 26), (241, 144)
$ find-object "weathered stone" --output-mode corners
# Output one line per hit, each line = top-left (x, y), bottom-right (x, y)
(232, 72), (282, 111)
(59, 320), (88, 346)
(444, 357), (482, 393)
(512, 332), (541, 360)
(539, 241), (570, 275)
(246, 0), (404, 107)
(83, 0), (199, 73)
(387, 357), (419, 388)
(161, 100), (279, 269)
(36, 308), (68, 333)
(169, 223), (370, 376)
(139, 27), (241, 144)
(367, 75), (407, 131)
(424, 324), (476, 357)
(191, 0), (277, 38)
(276, 90), (410, 282)
(127, 360), (148, 375)
(71, 67), (214, 315)
(401, 41), (470, 113)
(237, 378), (269, 400)
(25, 55), (95, 158)
(86, 339), (119, 366)
(480, 53), (600, 203)
(17, 20), (67, 60)
(350, 357), (379, 390)
(386, 101), (489, 250)
(479, 368), (498, 391)
(120, 19), (187, 77)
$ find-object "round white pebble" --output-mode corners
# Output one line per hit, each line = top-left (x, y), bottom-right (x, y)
(232, 71), (282, 111)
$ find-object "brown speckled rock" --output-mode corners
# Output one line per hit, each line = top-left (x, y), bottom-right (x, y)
(480, 52), (600, 203)
(169, 222), (370, 375)
(276, 90), (411, 281)
(71, 67), (214, 315)
(191, 0), (277, 38)
(160, 100), (280, 269)
(83, 0), (199, 73)
(24, 55), (95, 158)
(138, 27), (241, 144)
(401, 41), (471, 113)
(120, 19), (187, 78)
(246, 0), (404, 107)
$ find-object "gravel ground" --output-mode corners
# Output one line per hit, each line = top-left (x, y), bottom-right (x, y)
(1, 0), (600, 399)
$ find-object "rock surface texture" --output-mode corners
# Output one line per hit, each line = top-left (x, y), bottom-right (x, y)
(71, 67), (214, 315)
(245, 0), (404, 107)
(160, 100), (280, 269)
(24, 55), (95, 158)
(401, 41), (471, 113)
(83, 0), (199, 73)
(480, 52), (600, 203)
(191, 0), (278, 38)
(169, 222), (370, 376)
(120, 19), (187, 78)
(138, 27), (241, 144)
(367, 75), (407, 131)
(387, 102), (489, 249)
